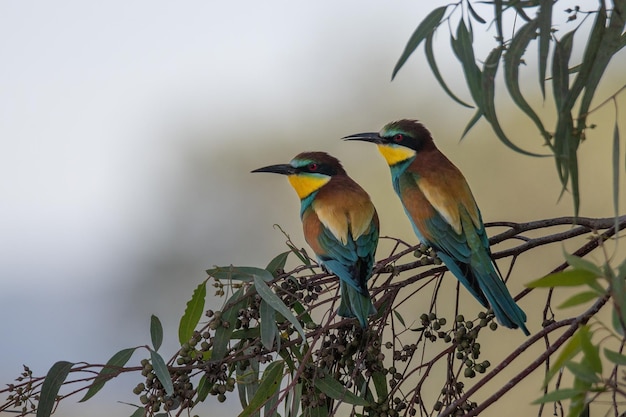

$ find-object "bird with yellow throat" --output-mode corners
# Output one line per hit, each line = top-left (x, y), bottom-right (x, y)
(344, 120), (529, 335)
(252, 152), (379, 328)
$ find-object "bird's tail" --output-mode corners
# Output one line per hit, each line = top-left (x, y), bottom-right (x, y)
(473, 263), (530, 336)
(337, 280), (376, 328)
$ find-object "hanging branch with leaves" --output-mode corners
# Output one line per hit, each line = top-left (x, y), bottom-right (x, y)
(392, 0), (626, 217)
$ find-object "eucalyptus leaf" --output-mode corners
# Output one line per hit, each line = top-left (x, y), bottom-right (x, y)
(80, 347), (137, 402)
(314, 376), (370, 406)
(37, 361), (74, 417)
(604, 348), (626, 366)
(532, 388), (585, 404)
(150, 350), (174, 396)
(212, 288), (246, 361)
(392, 6), (447, 79)
(238, 361), (285, 417)
(207, 266), (274, 282)
(266, 251), (290, 278)
(150, 315), (163, 352)
(178, 281), (207, 345)
(526, 269), (598, 288)
(254, 275), (306, 341)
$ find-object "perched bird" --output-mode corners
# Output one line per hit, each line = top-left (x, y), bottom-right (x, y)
(252, 152), (379, 328)
(344, 120), (529, 335)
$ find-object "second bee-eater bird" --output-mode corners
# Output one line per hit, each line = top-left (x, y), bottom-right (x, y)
(344, 120), (529, 335)
(252, 151), (379, 328)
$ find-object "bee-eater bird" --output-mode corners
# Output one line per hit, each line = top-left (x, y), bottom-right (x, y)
(344, 120), (529, 335)
(252, 152), (379, 328)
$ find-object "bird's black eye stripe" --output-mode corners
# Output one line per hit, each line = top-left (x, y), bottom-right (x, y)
(297, 163), (336, 176)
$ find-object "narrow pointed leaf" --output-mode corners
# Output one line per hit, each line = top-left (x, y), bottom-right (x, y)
(150, 350), (174, 396)
(238, 361), (285, 417)
(372, 371), (388, 400)
(37, 361), (74, 417)
(150, 315), (163, 351)
(285, 382), (302, 417)
(425, 33), (473, 108)
(260, 299), (278, 351)
(612, 308), (625, 336)
(196, 374), (213, 403)
(392, 6), (447, 79)
(212, 288), (246, 360)
(558, 291), (599, 309)
(80, 347), (137, 402)
(564, 361), (600, 384)
(579, 326), (602, 373)
(532, 388), (584, 404)
(314, 376), (371, 406)
(604, 348), (626, 365)
(537, 0), (552, 97)
(207, 266), (274, 282)
(266, 251), (290, 278)
(494, 0), (503, 42)
(460, 110), (483, 140)
(452, 20), (483, 106)
(254, 275), (306, 340)
(564, 252), (603, 276)
(237, 350), (260, 410)
(503, 19), (551, 145)
(393, 310), (406, 327)
(569, 3), (607, 112)
(129, 408), (147, 417)
(543, 329), (582, 386)
(527, 269), (598, 288)
(178, 281), (207, 345)
(613, 116), (620, 236)
(467, 2), (486, 24)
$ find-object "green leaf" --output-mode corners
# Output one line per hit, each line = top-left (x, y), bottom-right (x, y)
(372, 371), (388, 400)
(564, 252), (602, 276)
(237, 349), (260, 410)
(314, 377), (371, 407)
(37, 361), (74, 417)
(392, 6), (447, 79)
(150, 315), (163, 351)
(150, 349), (174, 396)
(260, 299), (278, 351)
(558, 291), (599, 309)
(254, 275), (306, 341)
(459, 110), (483, 140)
(212, 288), (246, 361)
(564, 361), (599, 384)
(613, 115), (620, 238)
(544, 329), (582, 386)
(305, 405), (329, 417)
(196, 374), (213, 403)
(207, 266), (274, 282)
(393, 310), (406, 328)
(612, 308), (625, 336)
(604, 348), (626, 365)
(526, 269), (598, 288)
(129, 408), (147, 417)
(425, 32), (473, 108)
(178, 281), (207, 345)
(266, 251), (290, 278)
(467, 1), (486, 24)
(532, 388), (585, 404)
(452, 19), (483, 107)
(537, 0), (552, 97)
(80, 347), (137, 402)
(285, 382), (302, 417)
(503, 19), (551, 146)
(238, 361), (285, 417)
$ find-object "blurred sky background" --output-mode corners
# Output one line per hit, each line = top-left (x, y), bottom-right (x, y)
(1, 1), (625, 416)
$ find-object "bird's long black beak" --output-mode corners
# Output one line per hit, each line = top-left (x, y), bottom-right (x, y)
(251, 164), (296, 175)
(342, 132), (383, 144)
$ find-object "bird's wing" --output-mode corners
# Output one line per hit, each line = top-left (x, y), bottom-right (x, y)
(303, 205), (378, 295)
(404, 171), (491, 305)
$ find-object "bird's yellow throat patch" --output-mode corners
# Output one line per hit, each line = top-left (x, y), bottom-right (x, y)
(377, 144), (416, 166)
(288, 174), (331, 199)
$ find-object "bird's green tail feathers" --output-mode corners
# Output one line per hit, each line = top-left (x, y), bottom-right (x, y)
(338, 280), (376, 328)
